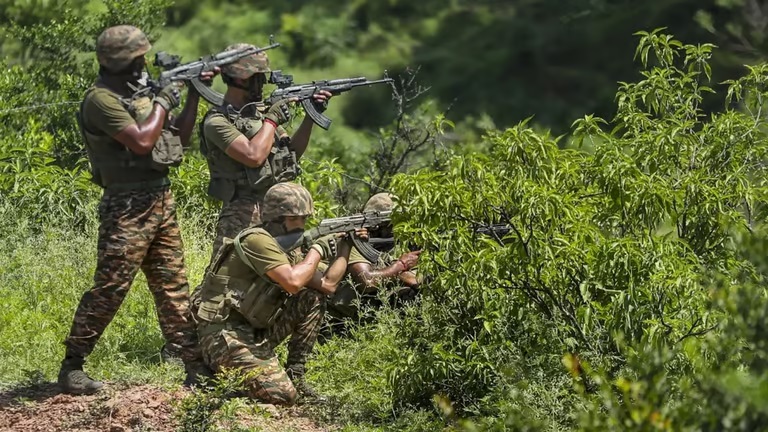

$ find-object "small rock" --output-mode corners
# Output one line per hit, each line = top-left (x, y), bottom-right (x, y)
(142, 409), (154, 418)
(256, 403), (281, 419)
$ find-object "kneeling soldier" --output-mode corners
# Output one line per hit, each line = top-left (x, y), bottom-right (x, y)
(195, 182), (352, 404)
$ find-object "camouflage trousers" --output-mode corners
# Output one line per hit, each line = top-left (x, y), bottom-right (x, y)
(64, 186), (201, 363)
(198, 288), (326, 405)
(209, 190), (264, 265)
(191, 190), (264, 317)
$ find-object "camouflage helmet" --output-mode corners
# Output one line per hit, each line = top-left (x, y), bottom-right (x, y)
(261, 182), (314, 223)
(96, 25), (151, 72)
(221, 43), (270, 79)
(363, 193), (394, 213)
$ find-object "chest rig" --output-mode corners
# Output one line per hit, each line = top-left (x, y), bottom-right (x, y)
(199, 102), (300, 203)
(77, 86), (183, 187)
(196, 227), (295, 330)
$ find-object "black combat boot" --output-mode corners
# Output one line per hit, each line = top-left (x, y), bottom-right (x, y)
(57, 356), (104, 395)
(160, 343), (184, 367)
(183, 360), (215, 389)
(286, 364), (327, 403)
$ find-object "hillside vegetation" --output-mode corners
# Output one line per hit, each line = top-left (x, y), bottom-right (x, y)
(2, 1), (768, 431)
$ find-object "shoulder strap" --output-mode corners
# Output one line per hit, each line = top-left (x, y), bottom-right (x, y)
(233, 227), (270, 274)
(77, 87), (98, 136)
(198, 106), (228, 157)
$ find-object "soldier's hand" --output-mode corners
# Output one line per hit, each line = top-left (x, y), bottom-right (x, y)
(311, 90), (332, 113)
(352, 228), (368, 241)
(155, 85), (181, 112)
(198, 67), (220, 87)
(265, 98), (294, 125)
(310, 237), (337, 260)
(397, 250), (421, 271)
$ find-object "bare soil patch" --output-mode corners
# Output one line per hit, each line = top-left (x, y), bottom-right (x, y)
(0, 382), (335, 432)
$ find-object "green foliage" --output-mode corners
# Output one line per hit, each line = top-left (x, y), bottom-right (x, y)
(173, 368), (253, 432)
(386, 30), (768, 425)
(4, 1), (768, 429)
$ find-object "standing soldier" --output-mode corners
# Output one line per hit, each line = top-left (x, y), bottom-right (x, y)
(173, 43), (333, 361)
(58, 25), (216, 394)
(198, 42), (333, 265)
(196, 182), (356, 404)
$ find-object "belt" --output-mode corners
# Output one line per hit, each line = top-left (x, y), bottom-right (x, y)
(104, 177), (171, 192)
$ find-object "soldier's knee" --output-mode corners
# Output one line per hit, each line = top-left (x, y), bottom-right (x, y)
(251, 385), (298, 406)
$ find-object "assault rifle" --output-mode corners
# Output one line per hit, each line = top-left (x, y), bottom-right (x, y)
(265, 71), (393, 130)
(367, 224), (514, 252)
(133, 41), (281, 103)
(274, 210), (392, 261)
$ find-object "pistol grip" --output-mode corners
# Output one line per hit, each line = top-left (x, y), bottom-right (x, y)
(190, 78), (225, 106)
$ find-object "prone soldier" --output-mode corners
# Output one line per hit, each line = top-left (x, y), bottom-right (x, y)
(326, 193), (421, 330)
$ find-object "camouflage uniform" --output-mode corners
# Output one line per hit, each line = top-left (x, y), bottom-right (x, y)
(189, 44), (300, 337)
(199, 287), (326, 404)
(198, 43), (298, 263)
(64, 187), (198, 362)
(325, 193), (408, 329)
(59, 25), (203, 394)
(195, 183), (326, 405)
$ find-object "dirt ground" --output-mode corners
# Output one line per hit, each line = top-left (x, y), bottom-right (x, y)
(0, 381), (336, 432)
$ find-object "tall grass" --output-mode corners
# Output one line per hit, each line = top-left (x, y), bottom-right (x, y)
(0, 203), (214, 388)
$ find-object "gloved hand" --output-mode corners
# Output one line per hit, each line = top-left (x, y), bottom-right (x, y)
(309, 236), (337, 260)
(154, 85), (181, 112)
(264, 99), (293, 125)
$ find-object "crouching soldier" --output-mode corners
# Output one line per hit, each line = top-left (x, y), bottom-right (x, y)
(195, 182), (353, 404)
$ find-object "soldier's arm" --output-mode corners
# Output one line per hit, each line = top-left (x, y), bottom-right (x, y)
(288, 90), (333, 158)
(112, 107), (169, 155)
(349, 250), (422, 291)
(171, 69), (220, 147)
(306, 240), (352, 295)
(86, 91), (167, 156)
(265, 248), (324, 294)
(224, 124), (278, 168)
(398, 270), (420, 288)
(171, 90), (201, 147)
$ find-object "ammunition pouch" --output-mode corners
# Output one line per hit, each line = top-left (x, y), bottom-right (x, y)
(196, 228), (290, 329)
(150, 130), (183, 171)
(199, 107), (300, 202)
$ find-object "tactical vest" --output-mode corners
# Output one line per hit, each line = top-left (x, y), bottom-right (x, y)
(199, 103), (299, 203)
(77, 86), (183, 188)
(196, 227), (291, 329)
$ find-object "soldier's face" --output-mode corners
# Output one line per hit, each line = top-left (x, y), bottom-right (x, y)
(124, 55), (147, 81)
(283, 215), (308, 231)
(246, 73), (267, 101)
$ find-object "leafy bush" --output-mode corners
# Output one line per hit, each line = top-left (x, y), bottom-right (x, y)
(383, 30), (768, 426)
